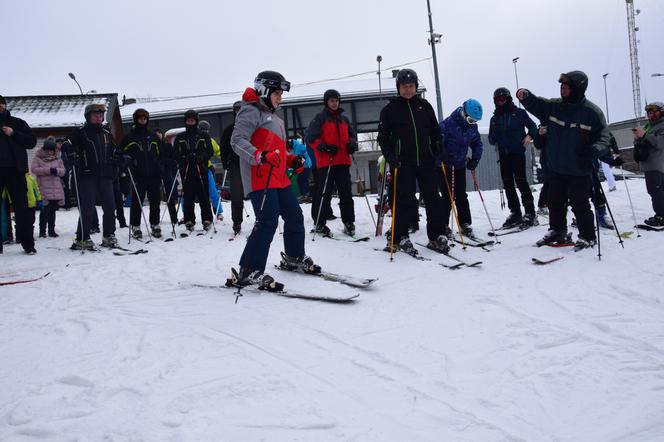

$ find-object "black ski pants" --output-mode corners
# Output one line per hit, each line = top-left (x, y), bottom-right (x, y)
(182, 163), (212, 225)
(229, 164), (245, 225)
(645, 170), (664, 217)
(439, 164), (472, 227)
(393, 164), (442, 242)
(39, 200), (59, 235)
(76, 176), (116, 241)
(499, 153), (534, 215)
(113, 179), (127, 226)
(311, 165), (354, 227)
(548, 171), (595, 240)
(129, 175), (161, 227)
(312, 167), (333, 220)
(0, 168), (34, 252)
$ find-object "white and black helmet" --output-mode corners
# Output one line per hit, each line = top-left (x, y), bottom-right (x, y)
(254, 70), (291, 98)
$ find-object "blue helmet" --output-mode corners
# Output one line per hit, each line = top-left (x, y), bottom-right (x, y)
(462, 99), (483, 123)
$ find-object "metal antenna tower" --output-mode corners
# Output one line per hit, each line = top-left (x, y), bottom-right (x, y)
(626, 0), (642, 119)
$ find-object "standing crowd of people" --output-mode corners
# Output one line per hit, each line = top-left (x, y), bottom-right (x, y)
(2, 69), (663, 290)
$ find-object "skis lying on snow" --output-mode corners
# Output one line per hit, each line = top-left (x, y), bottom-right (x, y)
(635, 224), (664, 232)
(532, 255), (564, 265)
(309, 229), (370, 243)
(276, 254), (377, 288)
(488, 224), (533, 237)
(0, 272), (51, 286)
(180, 282), (359, 303)
(414, 242), (482, 268)
(451, 234), (494, 250)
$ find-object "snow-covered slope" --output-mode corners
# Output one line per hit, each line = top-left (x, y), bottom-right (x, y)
(1, 180), (663, 441)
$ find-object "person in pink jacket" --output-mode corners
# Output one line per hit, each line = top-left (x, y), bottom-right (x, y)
(31, 137), (65, 237)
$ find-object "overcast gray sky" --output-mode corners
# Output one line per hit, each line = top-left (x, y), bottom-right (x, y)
(4, 0), (664, 124)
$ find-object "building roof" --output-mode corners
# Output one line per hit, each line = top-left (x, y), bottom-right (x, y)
(120, 78), (426, 122)
(4, 93), (120, 129)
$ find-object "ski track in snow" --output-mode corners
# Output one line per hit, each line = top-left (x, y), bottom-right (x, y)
(1, 183), (664, 441)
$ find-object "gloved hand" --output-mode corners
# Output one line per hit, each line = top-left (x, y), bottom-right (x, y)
(347, 139), (358, 155)
(434, 140), (448, 164)
(289, 154), (306, 174)
(122, 154), (134, 168)
(318, 144), (338, 155)
(607, 155), (623, 167)
(256, 149), (281, 167)
(50, 167), (58, 176)
(466, 158), (479, 170)
(385, 153), (400, 170)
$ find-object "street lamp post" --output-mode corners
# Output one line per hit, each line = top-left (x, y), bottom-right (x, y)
(512, 57), (520, 107)
(426, 0), (444, 119)
(602, 73), (610, 124)
(377, 55), (382, 98)
(68, 73), (83, 95)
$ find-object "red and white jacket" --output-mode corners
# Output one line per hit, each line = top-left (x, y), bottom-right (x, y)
(230, 88), (299, 196)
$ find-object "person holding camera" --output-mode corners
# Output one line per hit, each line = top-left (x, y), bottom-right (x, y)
(633, 101), (664, 227)
(305, 89), (358, 237)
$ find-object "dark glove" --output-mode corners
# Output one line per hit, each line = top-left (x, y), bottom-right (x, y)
(257, 150), (281, 167)
(434, 140), (448, 164)
(466, 158), (479, 170)
(122, 154), (134, 168)
(606, 156), (623, 167)
(347, 139), (358, 155)
(385, 153), (400, 170)
(222, 160), (231, 170)
(50, 167), (58, 176)
(289, 155), (305, 174)
(318, 144), (338, 155)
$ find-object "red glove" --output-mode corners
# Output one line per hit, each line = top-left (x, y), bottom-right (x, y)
(288, 154), (305, 174)
(255, 149), (281, 167)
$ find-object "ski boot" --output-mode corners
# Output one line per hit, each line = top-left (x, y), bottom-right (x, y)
(385, 236), (418, 256)
(151, 224), (162, 238)
(185, 221), (195, 232)
(343, 222), (356, 237)
(426, 235), (450, 254)
(644, 215), (664, 227)
(232, 222), (242, 235)
(48, 231), (59, 238)
(521, 212), (539, 227)
(537, 206), (549, 216)
(226, 267), (284, 292)
(502, 212), (522, 229)
(574, 236), (597, 252)
(596, 207), (613, 229)
(460, 223), (473, 237)
(279, 252), (322, 274)
(313, 224), (332, 238)
(536, 229), (569, 247)
(408, 223), (420, 233)
(71, 239), (97, 251)
(441, 226), (452, 239)
(203, 220), (212, 232)
(131, 226), (143, 240)
(101, 234), (118, 248)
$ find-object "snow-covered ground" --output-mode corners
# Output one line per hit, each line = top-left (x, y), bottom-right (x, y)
(2, 179), (663, 441)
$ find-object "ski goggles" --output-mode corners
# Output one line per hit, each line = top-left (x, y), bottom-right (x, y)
(462, 110), (478, 124)
(256, 78), (291, 92)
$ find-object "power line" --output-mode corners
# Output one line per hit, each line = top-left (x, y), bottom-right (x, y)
(135, 57), (433, 103)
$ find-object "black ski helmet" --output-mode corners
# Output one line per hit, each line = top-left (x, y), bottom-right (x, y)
(493, 87), (511, 99)
(559, 71), (588, 102)
(184, 109), (199, 124)
(396, 69), (418, 90)
(323, 89), (341, 106)
(232, 100), (242, 113)
(254, 70), (290, 110)
(132, 108), (149, 125)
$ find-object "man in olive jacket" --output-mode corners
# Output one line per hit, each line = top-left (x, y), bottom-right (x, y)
(516, 71), (609, 249)
(0, 95), (37, 254)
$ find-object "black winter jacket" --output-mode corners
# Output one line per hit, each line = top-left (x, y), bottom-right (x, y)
(377, 95), (442, 167)
(488, 103), (537, 155)
(173, 128), (213, 177)
(64, 123), (119, 179)
(220, 122), (240, 170)
(120, 125), (162, 178)
(0, 110), (37, 172)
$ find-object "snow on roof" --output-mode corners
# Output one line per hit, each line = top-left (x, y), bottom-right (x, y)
(120, 77), (428, 121)
(5, 94), (118, 129)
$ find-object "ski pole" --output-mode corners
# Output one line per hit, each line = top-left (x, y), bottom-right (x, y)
(195, 163), (218, 233)
(470, 169), (499, 242)
(375, 163), (389, 236)
(172, 163), (189, 237)
(160, 168), (180, 224)
(441, 163), (465, 248)
(71, 164), (86, 254)
(389, 166), (398, 261)
(620, 165), (641, 237)
(259, 164), (275, 214)
(312, 162), (333, 241)
(353, 153), (376, 229)
(592, 164), (624, 248)
(595, 199), (602, 261)
(127, 167), (153, 242)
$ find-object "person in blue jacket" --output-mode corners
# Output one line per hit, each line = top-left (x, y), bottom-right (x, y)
(439, 99), (483, 236)
(289, 137), (312, 201)
(488, 87), (538, 228)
